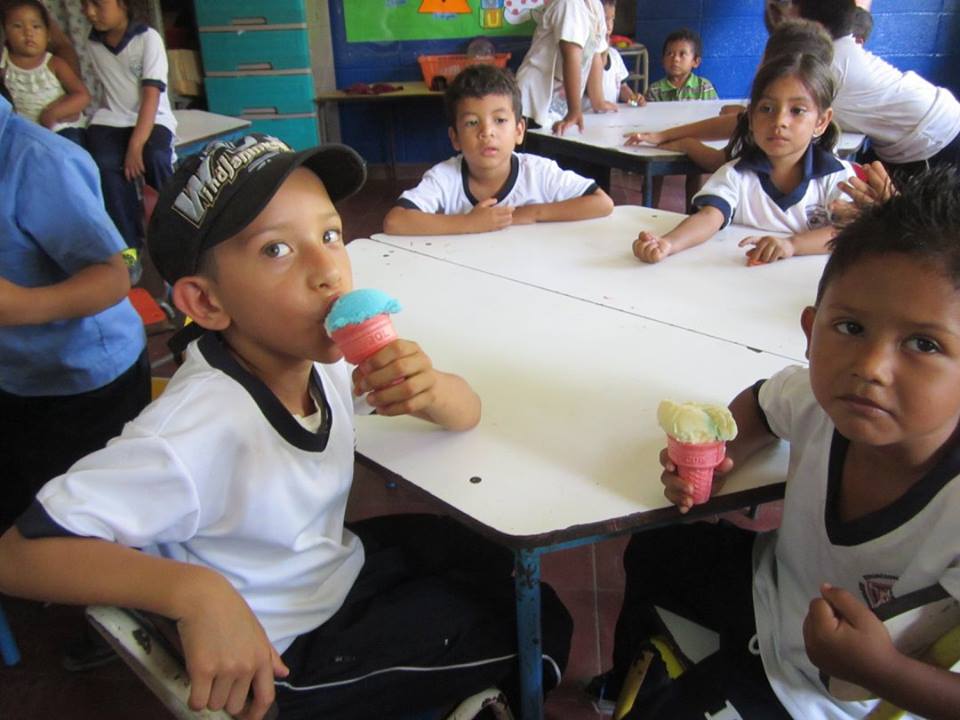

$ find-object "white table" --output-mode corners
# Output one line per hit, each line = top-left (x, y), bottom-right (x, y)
(373, 205), (826, 362)
(526, 100), (866, 206)
(173, 109), (251, 156)
(348, 238), (794, 719)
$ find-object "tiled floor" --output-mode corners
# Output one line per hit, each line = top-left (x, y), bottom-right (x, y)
(0, 167), (691, 720)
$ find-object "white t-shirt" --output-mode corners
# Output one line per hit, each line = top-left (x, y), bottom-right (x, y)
(0, 50), (84, 131)
(396, 152), (599, 214)
(516, 0), (607, 127)
(831, 35), (960, 164)
(692, 145), (855, 233)
(585, 47), (629, 109)
(86, 23), (176, 134)
(754, 365), (960, 720)
(23, 333), (371, 654)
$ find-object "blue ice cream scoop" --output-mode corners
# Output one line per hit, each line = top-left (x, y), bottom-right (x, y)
(324, 288), (402, 333)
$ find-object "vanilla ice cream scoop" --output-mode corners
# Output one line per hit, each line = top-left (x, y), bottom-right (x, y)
(657, 400), (738, 444)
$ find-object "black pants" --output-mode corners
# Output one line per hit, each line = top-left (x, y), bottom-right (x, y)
(276, 514), (573, 720)
(612, 522), (791, 720)
(0, 350), (151, 531)
(86, 124), (174, 250)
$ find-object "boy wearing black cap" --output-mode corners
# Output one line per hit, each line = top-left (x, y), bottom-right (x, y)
(0, 134), (572, 720)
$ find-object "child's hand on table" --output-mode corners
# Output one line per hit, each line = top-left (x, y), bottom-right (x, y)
(352, 339), (439, 418)
(592, 100), (619, 113)
(468, 198), (514, 232)
(803, 583), (897, 688)
(739, 235), (795, 265)
(553, 110), (584, 136)
(624, 130), (666, 147)
(658, 447), (734, 514)
(633, 231), (672, 263)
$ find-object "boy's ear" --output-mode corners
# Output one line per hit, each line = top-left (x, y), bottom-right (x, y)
(692, 55), (702, 69)
(171, 276), (231, 332)
(800, 305), (816, 360)
(515, 115), (526, 145)
(448, 126), (461, 152)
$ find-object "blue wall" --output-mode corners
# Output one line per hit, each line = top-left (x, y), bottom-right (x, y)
(329, 1), (960, 165)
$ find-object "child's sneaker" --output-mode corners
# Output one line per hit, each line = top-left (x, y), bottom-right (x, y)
(121, 248), (142, 285)
(443, 687), (514, 720)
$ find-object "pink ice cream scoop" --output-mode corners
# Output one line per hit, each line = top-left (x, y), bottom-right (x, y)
(324, 289), (402, 364)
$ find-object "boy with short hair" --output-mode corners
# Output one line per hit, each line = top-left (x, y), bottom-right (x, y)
(383, 64), (613, 236)
(0, 134), (573, 720)
(644, 28), (717, 103)
(598, 167), (960, 719)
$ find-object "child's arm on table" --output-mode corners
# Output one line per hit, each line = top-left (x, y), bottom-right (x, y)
(619, 82), (644, 106)
(0, 528), (287, 720)
(352, 339), (481, 432)
(125, 85), (161, 181)
(632, 205), (724, 263)
(738, 226), (835, 265)
(661, 385), (778, 513)
(658, 137), (726, 172)
(510, 188), (614, 224)
(585, 52), (617, 114)
(804, 584), (960, 720)
(553, 40), (586, 135)
(38, 56), (90, 128)
(625, 113), (738, 147)
(383, 199), (514, 235)
(0, 252), (130, 326)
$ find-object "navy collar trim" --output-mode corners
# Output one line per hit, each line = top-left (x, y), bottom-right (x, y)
(89, 22), (149, 55)
(197, 333), (333, 453)
(735, 144), (843, 212)
(462, 153), (520, 206)
(824, 428), (960, 546)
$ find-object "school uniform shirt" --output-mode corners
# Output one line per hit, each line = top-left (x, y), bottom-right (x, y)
(18, 333), (373, 654)
(0, 95), (144, 397)
(0, 49), (85, 131)
(516, 0), (607, 127)
(753, 365), (960, 720)
(692, 144), (856, 234)
(644, 72), (718, 102)
(86, 23), (176, 135)
(831, 35), (960, 164)
(585, 47), (629, 108)
(395, 152), (599, 215)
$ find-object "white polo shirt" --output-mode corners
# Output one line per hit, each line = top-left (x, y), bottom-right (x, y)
(87, 23), (176, 134)
(586, 47), (629, 108)
(516, 0), (607, 127)
(753, 365), (960, 720)
(831, 35), (960, 164)
(396, 152), (599, 215)
(692, 145), (855, 234)
(21, 333), (368, 653)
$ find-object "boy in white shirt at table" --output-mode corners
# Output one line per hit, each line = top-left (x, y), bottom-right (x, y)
(383, 63), (613, 236)
(0, 133), (574, 720)
(585, 0), (640, 110)
(599, 167), (960, 720)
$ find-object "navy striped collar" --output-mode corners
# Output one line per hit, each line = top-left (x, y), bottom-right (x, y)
(89, 21), (149, 55)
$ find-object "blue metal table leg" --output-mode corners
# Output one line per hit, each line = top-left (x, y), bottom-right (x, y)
(644, 165), (654, 207)
(515, 548), (543, 720)
(0, 602), (21, 666)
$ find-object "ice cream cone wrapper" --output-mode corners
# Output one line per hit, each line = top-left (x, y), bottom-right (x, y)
(666, 437), (727, 505)
(331, 314), (398, 364)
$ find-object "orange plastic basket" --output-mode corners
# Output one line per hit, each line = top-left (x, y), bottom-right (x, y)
(417, 52), (511, 89)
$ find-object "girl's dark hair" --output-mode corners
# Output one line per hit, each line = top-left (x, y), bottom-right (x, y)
(727, 52), (839, 160)
(762, 18), (833, 64)
(795, 0), (856, 39)
(816, 166), (960, 303)
(1, 0), (51, 27)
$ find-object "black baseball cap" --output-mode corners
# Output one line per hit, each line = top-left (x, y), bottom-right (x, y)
(148, 134), (366, 284)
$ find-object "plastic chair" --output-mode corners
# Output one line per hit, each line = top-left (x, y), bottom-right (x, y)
(0, 600), (21, 666)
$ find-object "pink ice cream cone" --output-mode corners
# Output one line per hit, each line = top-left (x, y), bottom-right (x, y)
(330, 313), (398, 364)
(666, 436), (727, 505)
